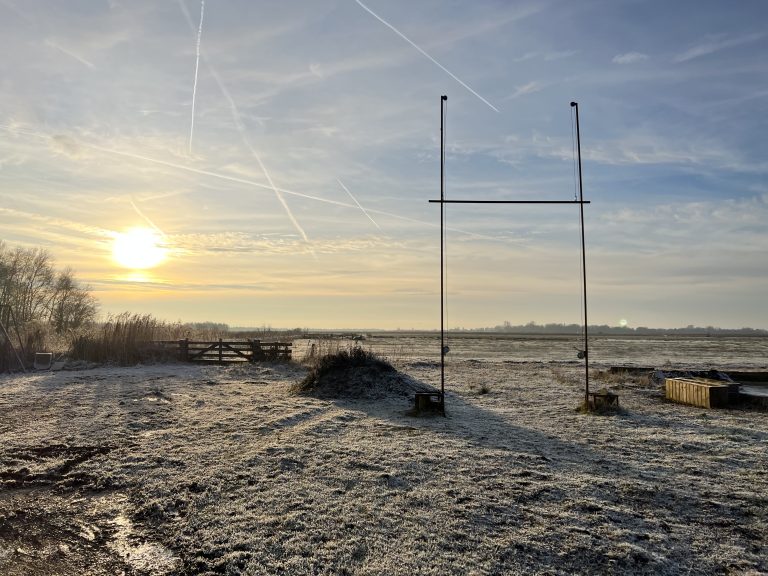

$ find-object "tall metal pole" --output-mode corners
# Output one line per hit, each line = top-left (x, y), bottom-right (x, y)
(440, 95), (447, 412)
(571, 101), (590, 408)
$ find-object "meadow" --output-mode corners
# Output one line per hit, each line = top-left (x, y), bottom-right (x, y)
(0, 335), (766, 575)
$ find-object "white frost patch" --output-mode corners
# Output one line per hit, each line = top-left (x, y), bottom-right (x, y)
(109, 514), (180, 574)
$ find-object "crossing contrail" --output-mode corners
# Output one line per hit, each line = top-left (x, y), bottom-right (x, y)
(129, 196), (167, 239)
(177, 0), (311, 250)
(207, 65), (311, 246)
(86, 141), (490, 238)
(337, 178), (380, 229)
(188, 0), (205, 155)
(354, 0), (500, 113)
(0, 121), (492, 240)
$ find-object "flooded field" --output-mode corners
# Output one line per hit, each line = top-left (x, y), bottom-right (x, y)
(295, 333), (768, 370)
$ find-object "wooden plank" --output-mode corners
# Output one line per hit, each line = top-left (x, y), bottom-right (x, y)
(219, 343), (251, 361)
(188, 343), (218, 360)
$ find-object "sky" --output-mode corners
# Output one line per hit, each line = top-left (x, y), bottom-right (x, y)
(1, 0), (766, 330)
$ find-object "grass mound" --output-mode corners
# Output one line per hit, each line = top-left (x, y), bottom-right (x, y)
(294, 347), (434, 400)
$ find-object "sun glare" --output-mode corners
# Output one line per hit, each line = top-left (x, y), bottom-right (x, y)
(112, 228), (167, 269)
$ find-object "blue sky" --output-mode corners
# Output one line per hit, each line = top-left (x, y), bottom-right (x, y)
(1, 0), (766, 329)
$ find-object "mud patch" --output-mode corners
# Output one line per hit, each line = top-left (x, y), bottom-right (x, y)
(1, 445), (113, 489)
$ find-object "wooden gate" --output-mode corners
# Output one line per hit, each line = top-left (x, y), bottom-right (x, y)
(154, 339), (291, 364)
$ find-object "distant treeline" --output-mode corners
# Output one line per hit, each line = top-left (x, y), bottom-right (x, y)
(452, 321), (768, 336)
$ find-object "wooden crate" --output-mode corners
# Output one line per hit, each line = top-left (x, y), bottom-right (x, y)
(665, 377), (730, 408)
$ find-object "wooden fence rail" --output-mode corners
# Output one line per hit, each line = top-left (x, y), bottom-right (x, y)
(152, 339), (291, 364)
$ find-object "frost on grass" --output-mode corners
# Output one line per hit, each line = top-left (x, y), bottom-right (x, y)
(0, 353), (767, 575)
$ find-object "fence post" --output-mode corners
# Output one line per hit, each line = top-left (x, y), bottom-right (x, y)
(218, 337), (223, 364)
(179, 338), (189, 362)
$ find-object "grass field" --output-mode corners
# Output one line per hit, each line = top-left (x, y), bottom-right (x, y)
(1, 351), (766, 575)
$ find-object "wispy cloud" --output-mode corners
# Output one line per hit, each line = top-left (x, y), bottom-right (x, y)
(513, 50), (577, 63)
(0, 119), (489, 239)
(44, 38), (96, 69)
(612, 52), (648, 64)
(354, 0), (500, 113)
(0, 206), (114, 241)
(543, 50), (577, 61)
(674, 32), (764, 63)
(172, 231), (401, 257)
(507, 81), (543, 99)
(513, 52), (538, 62)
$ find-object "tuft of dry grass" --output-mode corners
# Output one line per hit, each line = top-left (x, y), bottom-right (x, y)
(551, 367), (576, 386)
(301, 337), (344, 365)
(294, 347), (395, 394)
(592, 369), (653, 390)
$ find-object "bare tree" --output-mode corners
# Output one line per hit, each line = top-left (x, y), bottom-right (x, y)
(48, 268), (98, 333)
(0, 242), (98, 333)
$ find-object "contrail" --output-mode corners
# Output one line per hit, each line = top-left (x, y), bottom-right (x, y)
(188, 0), (205, 155)
(208, 65), (311, 245)
(87, 141), (490, 238)
(177, 1), (311, 250)
(337, 178), (380, 229)
(354, 0), (500, 113)
(0, 121), (492, 239)
(129, 196), (167, 239)
(45, 39), (96, 69)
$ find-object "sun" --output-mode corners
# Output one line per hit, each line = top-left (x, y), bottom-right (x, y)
(619, 318), (628, 328)
(112, 228), (168, 269)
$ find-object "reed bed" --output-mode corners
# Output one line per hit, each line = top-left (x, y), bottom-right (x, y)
(69, 313), (226, 366)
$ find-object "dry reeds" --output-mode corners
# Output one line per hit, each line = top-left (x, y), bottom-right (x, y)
(1, 320), (67, 372)
(69, 312), (195, 366)
(301, 338), (344, 365)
